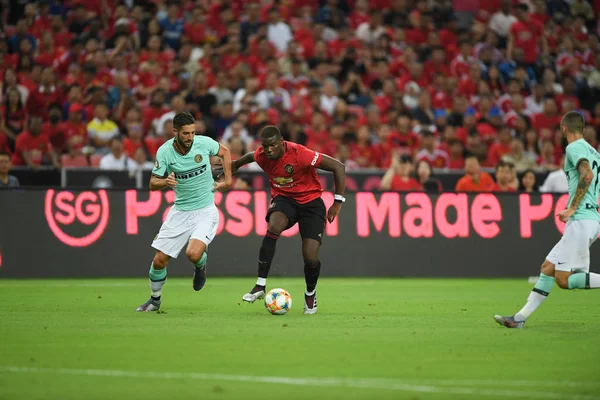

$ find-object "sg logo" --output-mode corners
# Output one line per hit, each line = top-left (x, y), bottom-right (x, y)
(45, 190), (110, 247)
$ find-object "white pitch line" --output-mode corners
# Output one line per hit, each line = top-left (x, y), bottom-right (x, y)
(1, 366), (599, 400)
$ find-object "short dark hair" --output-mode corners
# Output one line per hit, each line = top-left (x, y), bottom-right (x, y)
(496, 159), (514, 171)
(173, 112), (196, 131)
(561, 111), (585, 134)
(260, 125), (282, 140)
(0, 151), (11, 159)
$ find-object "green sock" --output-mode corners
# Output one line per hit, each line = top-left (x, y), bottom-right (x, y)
(568, 273), (589, 290)
(149, 264), (167, 281)
(533, 273), (555, 295)
(149, 263), (167, 299)
(195, 253), (207, 269)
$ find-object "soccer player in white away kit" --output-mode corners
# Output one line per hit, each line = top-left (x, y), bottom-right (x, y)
(136, 113), (232, 312)
(495, 111), (600, 328)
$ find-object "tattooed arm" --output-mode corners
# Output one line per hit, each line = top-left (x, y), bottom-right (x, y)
(558, 159), (594, 222)
(570, 160), (594, 211)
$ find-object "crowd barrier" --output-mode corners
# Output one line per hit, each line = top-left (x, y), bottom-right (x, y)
(0, 189), (588, 278)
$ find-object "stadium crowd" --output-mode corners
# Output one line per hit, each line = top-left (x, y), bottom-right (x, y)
(0, 0), (599, 191)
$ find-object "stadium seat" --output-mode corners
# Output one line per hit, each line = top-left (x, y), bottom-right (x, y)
(90, 154), (103, 167)
(61, 154), (89, 167)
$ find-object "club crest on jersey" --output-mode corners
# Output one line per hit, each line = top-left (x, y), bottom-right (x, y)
(194, 154), (203, 163)
(285, 164), (294, 175)
(154, 160), (159, 169)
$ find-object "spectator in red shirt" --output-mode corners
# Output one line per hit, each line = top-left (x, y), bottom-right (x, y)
(415, 130), (450, 168)
(26, 67), (63, 119)
(183, 6), (206, 46)
(380, 154), (423, 191)
(507, 3), (547, 67)
(350, 125), (379, 168)
(448, 138), (466, 170)
(495, 159), (518, 192)
(455, 155), (499, 192)
(487, 126), (513, 166)
(536, 139), (560, 171)
(1, 87), (26, 144)
(555, 76), (581, 111)
(60, 103), (88, 154)
(12, 115), (60, 169)
(42, 104), (66, 154)
(123, 121), (145, 158)
(451, 40), (477, 78)
(532, 98), (560, 131)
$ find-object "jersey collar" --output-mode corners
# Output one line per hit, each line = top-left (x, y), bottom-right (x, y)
(173, 139), (191, 156)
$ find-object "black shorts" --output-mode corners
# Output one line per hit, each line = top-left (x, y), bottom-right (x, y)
(266, 196), (326, 243)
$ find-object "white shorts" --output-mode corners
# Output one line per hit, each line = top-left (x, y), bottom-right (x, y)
(152, 204), (219, 259)
(546, 220), (600, 272)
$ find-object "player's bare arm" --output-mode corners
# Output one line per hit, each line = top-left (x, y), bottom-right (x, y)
(558, 159), (593, 222)
(150, 172), (177, 191)
(213, 143), (232, 192)
(231, 151), (255, 173)
(318, 154), (346, 223)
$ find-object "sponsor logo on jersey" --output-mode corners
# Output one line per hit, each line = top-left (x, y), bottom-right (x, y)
(311, 152), (320, 166)
(194, 154), (203, 163)
(285, 164), (294, 175)
(154, 160), (159, 169)
(273, 177), (294, 185)
(175, 164), (208, 180)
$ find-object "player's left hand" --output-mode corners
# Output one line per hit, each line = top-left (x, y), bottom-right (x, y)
(557, 208), (575, 223)
(213, 180), (232, 193)
(327, 202), (342, 223)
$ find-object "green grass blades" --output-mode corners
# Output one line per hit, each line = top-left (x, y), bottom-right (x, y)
(0, 278), (599, 400)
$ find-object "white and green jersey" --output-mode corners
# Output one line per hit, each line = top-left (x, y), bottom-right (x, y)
(565, 138), (600, 222)
(152, 136), (220, 211)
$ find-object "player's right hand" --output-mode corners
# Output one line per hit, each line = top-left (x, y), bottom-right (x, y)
(166, 172), (177, 188)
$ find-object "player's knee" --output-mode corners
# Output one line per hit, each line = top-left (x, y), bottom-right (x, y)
(540, 260), (555, 276)
(153, 253), (169, 269)
(303, 257), (319, 268)
(268, 217), (287, 235)
(555, 275), (570, 289)
(186, 248), (204, 265)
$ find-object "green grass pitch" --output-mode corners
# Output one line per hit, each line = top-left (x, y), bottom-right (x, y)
(0, 278), (598, 400)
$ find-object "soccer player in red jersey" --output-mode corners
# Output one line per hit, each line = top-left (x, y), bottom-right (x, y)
(231, 125), (346, 314)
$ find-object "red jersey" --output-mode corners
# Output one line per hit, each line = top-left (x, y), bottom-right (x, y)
(255, 141), (323, 204)
(0, 134), (10, 154)
(13, 131), (52, 166)
(42, 122), (66, 154)
(509, 20), (543, 64)
(60, 121), (87, 150)
(389, 176), (423, 191)
(455, 172), (499, 192)
(487, 142), (512, 166)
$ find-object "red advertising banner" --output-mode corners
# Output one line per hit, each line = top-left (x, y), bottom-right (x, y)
(0, 190), (591, 278)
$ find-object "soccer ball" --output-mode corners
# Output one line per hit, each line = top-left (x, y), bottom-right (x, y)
(264, 288), (292, 315)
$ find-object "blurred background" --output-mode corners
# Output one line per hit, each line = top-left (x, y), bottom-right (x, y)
(0, 0), (598, 192)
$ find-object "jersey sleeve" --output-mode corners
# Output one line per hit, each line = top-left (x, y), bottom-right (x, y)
(152, 147), (168, 178)
(297, 145), (322, 168)
(566, 141), (588, 169)
(254, 146), (265, 169)
(204, 136), (221, 156)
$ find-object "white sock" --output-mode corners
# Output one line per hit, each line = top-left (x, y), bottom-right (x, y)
(256, 277), (266, 287)
(589, 272), (600, 288)
(515, 291), (547, 322)
(150, 280), (164, 298)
